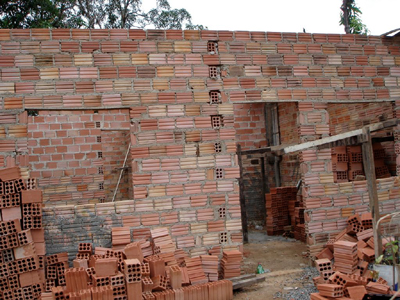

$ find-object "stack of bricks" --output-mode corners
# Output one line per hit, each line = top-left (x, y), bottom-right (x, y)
(112, 227), (131, 250)
(200, 255), (219, 282)
(45, 252), (69, 290)
(311, 212), (393, 299)
(292, 194), (306, 242)
(40, 239), (236, 300)
(220, 250), (242, 279)
(332, 146), (349, 183)
(265, 186), (297, 235)
(373, 143), (391, 179)
(0, 166), (46, 300)
(332, 144), (392, 183)
(333, 241), (358, 274)
(347, 146), (364, 181)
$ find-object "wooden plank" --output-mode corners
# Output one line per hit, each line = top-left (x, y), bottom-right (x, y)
(273, 119), (400, 155)
(276, 128), (363, 154)
(237, 144), (249, 244)
(361, 128), (382, 257)
(240, 148), (271, 155)
(232, 276), (265, 290)
(229, 274), (256, 283)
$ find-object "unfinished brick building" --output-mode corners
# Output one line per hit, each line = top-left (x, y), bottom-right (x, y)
(0, 28), (399, 258)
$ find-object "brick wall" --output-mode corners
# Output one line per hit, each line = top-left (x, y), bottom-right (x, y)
(28, 109), (130, 205)
(1, 29), (400, 255)
(279, 102), (301, 187)
(233, 103), (266, 150)
(43, 197), (244, 258)
(0, 110), (28, 171)
(328, 102), (395, 135)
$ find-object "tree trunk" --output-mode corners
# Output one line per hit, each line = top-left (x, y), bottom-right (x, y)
(342, 0), (350, 34)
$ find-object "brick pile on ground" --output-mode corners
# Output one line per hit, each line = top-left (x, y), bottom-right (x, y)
(265, 186), (306, 241)
(310, 212), (394, 299)
(292, 194), (306, 242)
(40, 226), (238, 299)
(265, 187), (297, 235)
(0, 166), (46, 299)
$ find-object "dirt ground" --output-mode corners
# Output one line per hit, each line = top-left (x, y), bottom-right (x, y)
(233, 231), (313, 299)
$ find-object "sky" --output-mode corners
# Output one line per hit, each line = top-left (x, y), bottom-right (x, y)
(143, 0), (400, 36)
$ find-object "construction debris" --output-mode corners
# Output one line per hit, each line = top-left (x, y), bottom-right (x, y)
(0, 168), (45, 299)
(40, 240), (236, 299)
(311, 212), (396, 299)
(0, 166), (241, 299)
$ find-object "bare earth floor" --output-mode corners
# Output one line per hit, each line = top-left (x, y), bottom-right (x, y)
(233, 231), (316, 299)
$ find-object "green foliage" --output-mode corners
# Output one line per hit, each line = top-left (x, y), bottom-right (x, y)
(0, 0), (83, 28)
(376, 240), (399, 265)
(0, 0), (205, 29)
(340, 0), (369, 35)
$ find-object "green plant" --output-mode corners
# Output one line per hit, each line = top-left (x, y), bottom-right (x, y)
(376, 240), (399, 265)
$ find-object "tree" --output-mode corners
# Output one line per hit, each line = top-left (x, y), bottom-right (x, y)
(0, 0), (83, 28)
(0, 0), (205, 29)
(340, 0), (369, 35)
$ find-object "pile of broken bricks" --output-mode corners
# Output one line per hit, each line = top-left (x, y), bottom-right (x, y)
(0, 166), (241, 299)
(310, 212), (396, 299)
(41, 238), (237, 299)
(0, 166), (46, 299)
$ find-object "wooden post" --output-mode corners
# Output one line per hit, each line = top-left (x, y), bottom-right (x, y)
(260, 156), (267, 226)
(361, 128), (383, 257)
(236, 144), (249, 244)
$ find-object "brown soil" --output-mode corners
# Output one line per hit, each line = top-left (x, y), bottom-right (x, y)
(233, 232), (311, 299)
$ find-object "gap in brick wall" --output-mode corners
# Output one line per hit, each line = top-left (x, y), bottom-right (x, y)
(101, 129), (133, 201)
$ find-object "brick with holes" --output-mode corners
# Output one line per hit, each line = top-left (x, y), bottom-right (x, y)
(141, 276), (153, 292)
(21, 189), (42, 204)
(92, 274), (110, 287)
(78, 243), (92, 254)
(151, 275), (167, 291)
(110, 272), (125, 286)
(124, 258), (142, 283)
(7, 274), (19, 290)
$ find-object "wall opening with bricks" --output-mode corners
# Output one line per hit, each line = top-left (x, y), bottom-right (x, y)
(300, 101), (400, 256)
(0, 28), (399, 257)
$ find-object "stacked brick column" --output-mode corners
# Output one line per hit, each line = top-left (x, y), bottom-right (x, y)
(395, 100), (400, 176)
(299, 102), (337, 255)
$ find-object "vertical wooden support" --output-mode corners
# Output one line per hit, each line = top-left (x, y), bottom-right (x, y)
(361, 128), (383, 257)
(273, 156), (282, 187)
(260, 156), (267, 226)
(236, 144), (249, 243)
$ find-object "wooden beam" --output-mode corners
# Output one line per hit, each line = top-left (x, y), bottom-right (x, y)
(240, 148), (271, 155)
(275, 128), (363, 154)
(272, 119), (400, 155)
(236, 144), (249, 244)
(361, 128), (383, 257)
